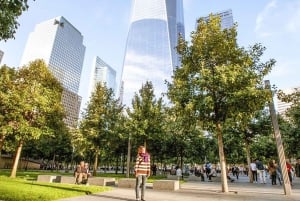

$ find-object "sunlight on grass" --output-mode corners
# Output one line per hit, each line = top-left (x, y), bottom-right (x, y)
(0, 176), (111, 201)
(0, 170), (170, 201)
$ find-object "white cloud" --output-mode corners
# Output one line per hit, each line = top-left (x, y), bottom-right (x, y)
(255, 0), (300, 37)
(267, 59), (300, 89)
(255, 0), (278, 37)
(269, 61), (292, 77)
(285, 2), (300, 33)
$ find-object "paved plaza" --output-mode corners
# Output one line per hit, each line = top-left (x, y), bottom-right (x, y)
(59, 175), (300, 201)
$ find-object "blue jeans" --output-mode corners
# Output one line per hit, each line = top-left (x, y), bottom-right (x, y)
(135, 175), (147, 200)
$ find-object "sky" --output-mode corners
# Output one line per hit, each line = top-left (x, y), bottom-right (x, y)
(1, 0), (300, 111)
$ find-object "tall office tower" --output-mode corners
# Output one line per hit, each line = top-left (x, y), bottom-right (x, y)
(0, 50), (4, 64)
(90, 56), (117, 94)
(202, 9), (234, 29)
(20, 16), (85, 127)
(121, 0), (185, 106)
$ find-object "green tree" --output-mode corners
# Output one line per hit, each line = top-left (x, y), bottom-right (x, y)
(7, 59), (64, 177)
(125, 81), (167, 176)
(126, 81), (166, 150)
(0, 65), (18, 154)
(80, 83), (123, 176)
(164, 101), (200, 169)
(279, 106), (300, 158)
(22, 82), (70, 169)
(23, 123), (72, 169)
(277, 88), (300, 158)
(222, 110), (274, 182)
(168, 15), (274, 192)
(0, 0), (35, 41)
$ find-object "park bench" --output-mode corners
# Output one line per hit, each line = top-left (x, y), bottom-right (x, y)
(117, 178), (136, 188)
(59, 176), (116, 186)
(37, 174), (116, 186)
(88, 177), (115, 186)
(37, 175), (60, 183)
(59, 176), (76, 184)
(153, 180), (180, 191)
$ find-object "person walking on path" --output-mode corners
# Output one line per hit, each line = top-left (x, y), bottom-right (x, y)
(256, 159), (266, 184)
(268, 160), (277, 185)
(250, 160), (258, 183)
(134, 146), (151, 201)
(286, 161), (293, 186)
(273, 160), (282, 185)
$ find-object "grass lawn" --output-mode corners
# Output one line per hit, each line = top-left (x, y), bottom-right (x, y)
(0, 169), (170, 201)
(0, 171), (111, 201)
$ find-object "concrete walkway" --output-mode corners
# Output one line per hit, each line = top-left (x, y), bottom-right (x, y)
(58, 175), (300, 201)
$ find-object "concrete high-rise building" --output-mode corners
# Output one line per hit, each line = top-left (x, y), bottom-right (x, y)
(90, 56), (117, 94)
(20, 16), (85, 127)
(0, 50), (4, 64)
(202, 9), (234, 29)
(121, 0), (185, 106)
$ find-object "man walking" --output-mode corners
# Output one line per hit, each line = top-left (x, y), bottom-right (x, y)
(250, 159), (258, 183)
(256, 159), (266, 184)
(135, 146), (151, 201)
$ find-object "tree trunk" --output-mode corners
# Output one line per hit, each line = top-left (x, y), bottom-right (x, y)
(245, 140), (253, 183)
(180, 153), (183, 171)
(122, 152), (125, 174)
(52, 153), (56, 172)
(126, 136), (131, 178)
(115, 156), (119, 174)
(93, 146), (99, 176)
(216, 122), (229, 193)
(10, 140), (24, 178)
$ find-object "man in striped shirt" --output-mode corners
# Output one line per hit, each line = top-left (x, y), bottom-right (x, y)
(135, 145), (151, 201)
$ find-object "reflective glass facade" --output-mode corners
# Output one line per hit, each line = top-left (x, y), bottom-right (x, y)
(20, 16), (85, 127)
(202, 9), (234, 30)
(121, 0), (185, 106)
(21, 16), (85, 94)
(91, 56), (117, 94)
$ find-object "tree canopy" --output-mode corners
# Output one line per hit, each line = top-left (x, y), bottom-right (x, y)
(168, 14), (275, 192)
(0, 59), (65, 177)
(0, 0), (34, 41)
(80, 83), (123, 176)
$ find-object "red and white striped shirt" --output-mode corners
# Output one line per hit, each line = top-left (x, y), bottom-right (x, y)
(135, 153), (151, 176)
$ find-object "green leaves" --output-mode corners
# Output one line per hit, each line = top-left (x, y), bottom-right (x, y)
(168, 14), (275, 190)
(126, 81), (166, 151)
(80, 83), (124, 157)
(0, 0), (34, 41)
(170, 14), (274, 125)
(0, 60), (65, 177)
(0, 59), (65, 148)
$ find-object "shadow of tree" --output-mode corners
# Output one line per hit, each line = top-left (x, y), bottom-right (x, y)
(24, 182), (93, 194)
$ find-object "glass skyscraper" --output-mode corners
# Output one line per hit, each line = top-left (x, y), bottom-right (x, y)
(90, 56), (117, 94)
(120, 0), (185, 106)
(202, 9), (234, 29)
(20, 16), (85, 127)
